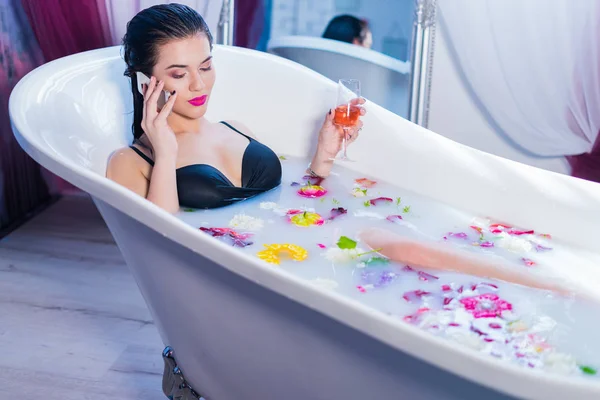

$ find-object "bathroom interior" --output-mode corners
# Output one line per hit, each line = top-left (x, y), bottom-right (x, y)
(3, 0), (600, 399)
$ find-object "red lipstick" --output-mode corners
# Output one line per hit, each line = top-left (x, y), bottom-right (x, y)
(188, 95), (207, 106)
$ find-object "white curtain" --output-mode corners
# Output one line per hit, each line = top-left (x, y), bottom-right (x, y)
(104, 0), (222, 46)
(438, 0), (600, 157)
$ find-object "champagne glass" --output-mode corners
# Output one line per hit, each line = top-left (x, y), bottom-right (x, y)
(330, 79), (361, 162)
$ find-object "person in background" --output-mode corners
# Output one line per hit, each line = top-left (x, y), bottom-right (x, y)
(322, 15), (372, 49)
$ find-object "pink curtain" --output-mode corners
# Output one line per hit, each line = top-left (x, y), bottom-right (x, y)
(20, 0), (111, 62)
(19, 0), (111, 194)
(234, 0), (263, 49)
(567, 138), (600, 183)
(0, 0), (49, 231)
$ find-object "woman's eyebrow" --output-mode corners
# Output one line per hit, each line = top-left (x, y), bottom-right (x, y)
(165, 56), (212, 70)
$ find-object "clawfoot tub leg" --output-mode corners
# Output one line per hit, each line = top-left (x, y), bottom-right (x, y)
(162, 346), (202, 400)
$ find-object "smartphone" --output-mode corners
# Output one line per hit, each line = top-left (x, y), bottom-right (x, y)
(136, 71), (171, 109)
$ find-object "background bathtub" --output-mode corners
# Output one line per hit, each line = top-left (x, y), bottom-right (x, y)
(267, 36), (411, 118)
(9, 45), (600, 399)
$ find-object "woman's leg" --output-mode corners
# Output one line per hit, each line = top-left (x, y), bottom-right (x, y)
(359, 227), (571, 295)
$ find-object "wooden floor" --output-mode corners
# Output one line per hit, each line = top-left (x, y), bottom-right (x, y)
(0, 195), (165, 399)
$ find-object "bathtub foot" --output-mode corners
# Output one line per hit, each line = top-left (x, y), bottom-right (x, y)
(162, 346), (202, 400)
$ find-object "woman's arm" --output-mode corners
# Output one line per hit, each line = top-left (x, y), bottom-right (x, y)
(106, 148), (180, 214)
(308, 98), (366, 178)
(359, 227), (571, 294)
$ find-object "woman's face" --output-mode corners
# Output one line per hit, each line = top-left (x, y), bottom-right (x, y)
(353, 29), (372, 49)
(361, 30), (373, 49)
(152, 33), (216, 119)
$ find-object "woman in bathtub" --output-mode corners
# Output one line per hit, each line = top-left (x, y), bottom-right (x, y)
(108, 5), (569, 295)
(106, 4), (364, 214)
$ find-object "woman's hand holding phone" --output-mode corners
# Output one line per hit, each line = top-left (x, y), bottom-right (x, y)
(141, 76), (178, 159)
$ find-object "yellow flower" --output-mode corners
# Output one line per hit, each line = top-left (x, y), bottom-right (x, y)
(289, 211), (324, 227)
(257, 243), (308, 264)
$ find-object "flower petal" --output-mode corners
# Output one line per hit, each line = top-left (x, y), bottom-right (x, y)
(369, 197), (393, 206)
(355, 177), (377, 188)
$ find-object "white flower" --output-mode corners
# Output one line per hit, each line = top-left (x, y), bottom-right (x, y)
(259, 202), (278, 210)
(228, 214), (264, 231)
(530, 316), (557, 334)
(310, 278), (339, 291)
(507, 320), (528, 333)
(323, 247), (366, 263)
(543, 352), (578, 375)
(495, 232), (533, 253)
(417, 310), (455, 329)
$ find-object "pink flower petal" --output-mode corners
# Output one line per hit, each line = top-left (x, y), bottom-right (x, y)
(522, 258), (536, 267)
(386, 214), (403, 223)
(356, 285), (367, 293)
(297, 184), (327, 198)
(418, 270), (439, 282)
(490, 223), (512, 229)
(441, 284), (452, 292)
(479, 241), (494, 248)
(403, 289), (431, 303)
(534, 243), (553, 252)
(460, 293), (513, 319)
(317, 243), (326, 249)
(470, 225), (484, 234)
(327, 207), (348, 221)
(369, 197), (393, 206)
(445, 232), (468, 240)
(507, 229), (534, 236)
(199, 227), (254, 247)
(355, 177), (377, 188)
(403, 265), (415, 272)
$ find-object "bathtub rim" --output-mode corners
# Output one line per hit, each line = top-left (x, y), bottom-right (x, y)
(8, 44), (600, 399)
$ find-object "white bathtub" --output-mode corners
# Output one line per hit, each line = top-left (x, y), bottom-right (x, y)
(9, 45), (600, 399)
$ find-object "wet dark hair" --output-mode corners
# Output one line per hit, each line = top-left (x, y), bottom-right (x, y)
(122, 3), (213, 141)
(322, 15), (369, 46)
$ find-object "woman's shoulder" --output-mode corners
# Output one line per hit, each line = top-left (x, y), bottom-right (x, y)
(106, 145), (150, 179)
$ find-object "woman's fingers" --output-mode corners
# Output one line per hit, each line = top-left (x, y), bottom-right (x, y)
(350, 97), (366, 106)
(147, 80), (164, 117)
(143, 76), (157, 103)
(157, 91), (177, 120)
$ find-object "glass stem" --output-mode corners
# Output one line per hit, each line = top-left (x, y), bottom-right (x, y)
(342, 128), (349, 158)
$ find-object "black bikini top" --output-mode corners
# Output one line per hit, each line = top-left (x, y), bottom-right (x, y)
(130, 121), (282, 209)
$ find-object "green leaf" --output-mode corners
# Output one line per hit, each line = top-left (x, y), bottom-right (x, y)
(278, 155), (287, 160)
(363, 200), (371, 207)
(580, 365), (597, 375)
(183, 208), (196, 212)
(337, 236), (357, 250)
(403, 205), (411, 213)
(320, 197), (326, 203)
(396, 197), (402, 206)
(364, 257), (390, 266)
(332, 198), (340, 205)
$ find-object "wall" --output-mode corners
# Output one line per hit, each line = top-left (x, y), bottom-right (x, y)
(270, 0), (415, 61)
(427, 20), (571, 175)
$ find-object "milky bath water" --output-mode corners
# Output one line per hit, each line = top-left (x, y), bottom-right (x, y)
(176, 157), (600, 378)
